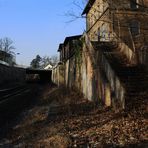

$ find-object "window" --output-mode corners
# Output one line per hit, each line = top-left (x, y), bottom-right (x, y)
(130, 0), (139, 9)
(130, 21), (140, 36)
(98, 28), (101, 41)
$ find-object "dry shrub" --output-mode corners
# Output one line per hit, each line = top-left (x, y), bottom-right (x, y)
(41, 85), (84, 106)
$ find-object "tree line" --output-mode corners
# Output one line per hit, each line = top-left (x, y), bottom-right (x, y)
(30, 54), (58, 69)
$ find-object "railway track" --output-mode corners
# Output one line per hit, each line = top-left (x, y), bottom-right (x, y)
(0, 84), (36, 126)
(0, 84), (30, 103)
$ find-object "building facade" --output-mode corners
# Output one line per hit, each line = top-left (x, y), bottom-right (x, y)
(83, 0), (148, 64)
(81, 0), (148, 109)
(52, 35), (82, 88)
(52, 0), (148, 110)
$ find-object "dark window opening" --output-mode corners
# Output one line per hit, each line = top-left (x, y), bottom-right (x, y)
(130, 21), (140, 36)
(130, 0), (138, 9)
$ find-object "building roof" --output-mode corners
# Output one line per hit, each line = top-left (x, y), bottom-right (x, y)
(63, 35), (82, 46)
(57, 35), (82, 53)
(82, 0), (96, 15)
(57, 43), (63, 52)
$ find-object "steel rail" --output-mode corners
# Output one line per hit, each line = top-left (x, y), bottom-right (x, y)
(0, 85), (29, 103)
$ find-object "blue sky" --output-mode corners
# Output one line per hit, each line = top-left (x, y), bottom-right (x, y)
(0, 0), (86, 66)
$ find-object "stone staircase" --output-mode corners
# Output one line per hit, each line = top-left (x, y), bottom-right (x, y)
(84, 31), (147, 110)
(100, 42), (148, 109)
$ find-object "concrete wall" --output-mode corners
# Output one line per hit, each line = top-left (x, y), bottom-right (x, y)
(52, 64), (65, 86)
(82, 34), (125, 109)
(52, 35), (116, 107)
(52, 66), (59, 85)
(0, 63), (26, 86)
(81, 47), (93, 101)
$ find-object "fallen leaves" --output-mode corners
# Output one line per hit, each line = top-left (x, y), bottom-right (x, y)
(0, 86), (147, 147)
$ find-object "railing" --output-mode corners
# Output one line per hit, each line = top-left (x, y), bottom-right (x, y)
(98, 31), (136, 64)
(86, 3), (138, 64)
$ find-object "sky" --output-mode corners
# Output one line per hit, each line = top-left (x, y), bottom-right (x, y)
(0, 0), (86, 66)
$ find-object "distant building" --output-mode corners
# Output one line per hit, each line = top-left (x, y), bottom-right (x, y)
(0, 50), (15, 66)
(44, 64), (53, 70)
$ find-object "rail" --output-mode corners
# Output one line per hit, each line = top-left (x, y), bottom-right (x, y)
(0, 84), (29, 104)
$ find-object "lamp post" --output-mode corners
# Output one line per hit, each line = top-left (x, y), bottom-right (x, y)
(14, 52), (21, 66)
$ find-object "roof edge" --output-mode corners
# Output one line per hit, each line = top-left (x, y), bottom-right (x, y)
(82, 0), (96, 15)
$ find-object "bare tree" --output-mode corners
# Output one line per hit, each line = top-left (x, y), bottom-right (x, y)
(30, 55), (59, 69)
(41, 56), (52, 68)
(0, 39), (3, 51)
(64, 0), (88, 23)
(41, 55), (59, 68)
(0, 37), (15, 54)
(49, 55), (59, 66)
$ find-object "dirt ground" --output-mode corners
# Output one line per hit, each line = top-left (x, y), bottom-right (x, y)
(0, 84), (147, 148)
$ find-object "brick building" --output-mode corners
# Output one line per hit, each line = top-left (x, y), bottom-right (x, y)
(81, 0), (148, 109)
(82, 0), (148, 64)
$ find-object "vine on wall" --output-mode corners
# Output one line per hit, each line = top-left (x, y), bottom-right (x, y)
(75, 37), (84, 69)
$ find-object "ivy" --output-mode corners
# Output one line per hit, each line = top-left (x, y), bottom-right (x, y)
(75, 38), (84, 69)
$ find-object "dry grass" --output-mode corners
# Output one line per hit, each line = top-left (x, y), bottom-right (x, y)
(41, 85), (85, 106)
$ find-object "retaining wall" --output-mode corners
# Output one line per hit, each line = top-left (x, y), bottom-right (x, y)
(0, 63), (26, 86)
